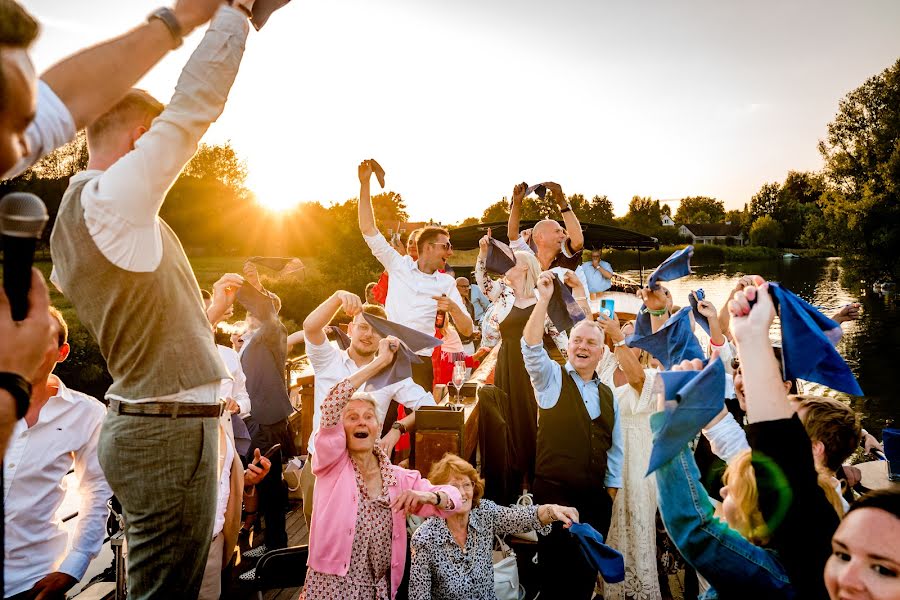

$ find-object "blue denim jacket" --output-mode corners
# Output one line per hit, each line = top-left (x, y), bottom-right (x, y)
(650, 412), (794, 599)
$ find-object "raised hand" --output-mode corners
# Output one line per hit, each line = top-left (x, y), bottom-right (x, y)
(376, 336), (400, 364)
(512, 182), (527, 206)
(728, 277), (774, 345)
(478, 227), (492, 256)
(0, 269), (54, 380)
(832, 302), (861, 324)
(335, 291), (363, 317)
(173, 0), (226, 32)
(358, 159), (374, 185)
(638, 285), (669, 312)
(544, 182), (566, 207)
(693, 292), (718, 320)
(561, 268), (583, 293)
(536, 271), (555, 301)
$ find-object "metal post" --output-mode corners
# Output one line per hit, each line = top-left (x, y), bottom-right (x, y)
(638, 250), (644, 286)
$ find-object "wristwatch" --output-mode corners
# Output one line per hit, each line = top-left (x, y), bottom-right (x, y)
(613, 338), (628, 348)
(147, 7), (184, 48)
(0, 372), (32, 420)
(391, 421), (407, 434)
(560, 205), (573, 214)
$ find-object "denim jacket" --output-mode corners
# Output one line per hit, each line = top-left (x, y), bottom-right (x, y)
(650, 412), (794, 599)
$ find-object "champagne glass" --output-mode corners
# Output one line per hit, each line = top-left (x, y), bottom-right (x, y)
(451, 360), (467, 408)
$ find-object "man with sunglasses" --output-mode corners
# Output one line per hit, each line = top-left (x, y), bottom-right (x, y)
(357, 160), (474, 390)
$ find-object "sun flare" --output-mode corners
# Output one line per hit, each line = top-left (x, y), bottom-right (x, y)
(251, 181), (302, 213)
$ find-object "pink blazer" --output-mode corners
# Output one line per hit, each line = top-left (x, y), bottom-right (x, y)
(309, 382), (461, 599)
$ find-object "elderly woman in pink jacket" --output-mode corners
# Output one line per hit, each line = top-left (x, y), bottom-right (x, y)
(300, 336), (462, 600)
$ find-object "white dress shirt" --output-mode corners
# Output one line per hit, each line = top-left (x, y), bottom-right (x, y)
(213, 417), (236, 538)
(305, 338), (436, 455)
(3, 377), (112, 597)
(363, 232), (465, 355)
(2, 81), (76, 181)
(50, 6), (248, 406)
(217, 344), (251, 417)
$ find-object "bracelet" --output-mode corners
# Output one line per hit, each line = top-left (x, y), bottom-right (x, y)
(243, 486), (256, 497)
(0, 372), (32, 420)
(560, 205), (572, 214)
(433, 491), (442, 506)
(574, 296), (587, 301)
(647, 307), (668, 317)
(613, 338), (628, 348)
(147, 7), (184, 48)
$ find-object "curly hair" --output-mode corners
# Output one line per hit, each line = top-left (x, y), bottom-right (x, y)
(426, 453), (485, 507)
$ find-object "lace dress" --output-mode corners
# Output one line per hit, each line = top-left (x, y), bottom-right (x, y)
(599, 352), (662, 600)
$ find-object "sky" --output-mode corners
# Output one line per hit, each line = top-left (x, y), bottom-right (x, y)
(22, 0), (900, 222)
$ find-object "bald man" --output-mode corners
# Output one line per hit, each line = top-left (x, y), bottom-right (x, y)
(507, 181), (585, 272)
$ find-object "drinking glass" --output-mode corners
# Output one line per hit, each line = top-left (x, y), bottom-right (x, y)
(451, 360), (467, 408)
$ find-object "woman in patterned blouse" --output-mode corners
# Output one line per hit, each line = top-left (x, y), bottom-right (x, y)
(409, 454), (579, 600)
(300, 336), (462, 600)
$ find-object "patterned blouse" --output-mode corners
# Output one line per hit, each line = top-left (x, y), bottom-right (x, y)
(408, 500), (551, 600)
(300, 382), (398, 600)
(474, 256), (568, 353)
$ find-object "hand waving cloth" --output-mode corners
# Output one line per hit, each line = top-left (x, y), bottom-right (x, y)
(688, 288), (711, 336)
(485, 237), (517, 276)
(360, 312), (442, 389)
(765, 283), (863, 396)
(646, 358), (725, 475)
(328, 325), (351, 351)
(547, 276), (586, 333)
(627, 306), (705, 369)
(568, 522), (625, 583)
(648, 245), (694, 290)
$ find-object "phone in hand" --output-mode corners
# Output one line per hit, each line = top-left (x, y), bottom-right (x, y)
(254, 443), (282, 465)
(600, 299), (615, 319)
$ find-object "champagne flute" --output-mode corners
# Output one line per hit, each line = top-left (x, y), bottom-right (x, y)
(451, 360), (467, 408)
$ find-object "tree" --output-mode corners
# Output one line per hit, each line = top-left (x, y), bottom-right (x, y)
(621, 196), (661, 233)
(661, 203), (672, 216)
(584, 195), (615, 224)
(675, 196), (725, 224)
(818, 58), (900, 271)
(777, 171), (825, 247)
(481, 199), (509, 223)
(749, 215), (783, 247)
(749, 183), (780, 222)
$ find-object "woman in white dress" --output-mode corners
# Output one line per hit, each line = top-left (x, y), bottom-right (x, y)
(596, 316), (662, 600)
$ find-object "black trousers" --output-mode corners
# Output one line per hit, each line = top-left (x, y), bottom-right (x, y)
(533, 477), (612, 600)
(250, 418), (295, 549)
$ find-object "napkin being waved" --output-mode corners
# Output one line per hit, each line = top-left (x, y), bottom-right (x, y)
(360, 313), (442, 388)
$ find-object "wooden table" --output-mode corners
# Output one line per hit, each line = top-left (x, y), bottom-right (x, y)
(856, 459), (898, 491)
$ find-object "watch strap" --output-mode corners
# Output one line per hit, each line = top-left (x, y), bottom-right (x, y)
(391, 421), (407, 434)
(0, 372), (32, 420)
(148, 7), (184, 48)
(559, 205), (572, 214)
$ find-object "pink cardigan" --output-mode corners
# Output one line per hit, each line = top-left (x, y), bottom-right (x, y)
(309, 381), (461, 599)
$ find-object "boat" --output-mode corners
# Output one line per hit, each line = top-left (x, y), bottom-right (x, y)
(589, 274), (643, 320)
(783, 253), (800, 260)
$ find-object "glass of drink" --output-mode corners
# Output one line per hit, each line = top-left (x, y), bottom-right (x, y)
(451, 360), (467, 408)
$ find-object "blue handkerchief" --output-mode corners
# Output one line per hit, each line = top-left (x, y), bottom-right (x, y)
(688, 289), (711, 336)
(360, 313), (442, 389)
(627, 307), (705, 369)
(648, 245), (694, 290)
(547, 276), (586, 333)
(766, 283), (863, 396)
(568, 523), (625, 583)
(647, 358), (726, 475)
(329, 325), (351, 351)
(486, 238), (517, 276)
(525, 183), (547, 199)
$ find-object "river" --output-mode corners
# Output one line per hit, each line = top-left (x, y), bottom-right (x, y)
(618, 256), (897, 437)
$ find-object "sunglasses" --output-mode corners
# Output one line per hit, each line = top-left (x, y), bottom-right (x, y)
(430, 241), (452, 251)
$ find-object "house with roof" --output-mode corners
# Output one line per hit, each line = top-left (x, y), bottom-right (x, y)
(678, 223), (745, 246)
(661, 214), (676, 227)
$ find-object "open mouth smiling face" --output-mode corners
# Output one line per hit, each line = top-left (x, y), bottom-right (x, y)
(343, 398), (379, 449)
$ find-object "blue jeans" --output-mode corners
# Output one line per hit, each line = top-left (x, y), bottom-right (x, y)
(650, 413), (794, 598)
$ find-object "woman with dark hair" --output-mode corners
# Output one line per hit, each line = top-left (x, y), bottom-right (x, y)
(826, 489), (900, 599)
(408, 453), (579, 600)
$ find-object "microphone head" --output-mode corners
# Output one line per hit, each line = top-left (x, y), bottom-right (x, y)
(0, 192), (49, 239)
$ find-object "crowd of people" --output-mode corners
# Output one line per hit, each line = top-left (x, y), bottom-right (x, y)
(0, 1), (898, 600)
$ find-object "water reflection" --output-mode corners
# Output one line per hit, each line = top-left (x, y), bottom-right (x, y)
(620, 257), (897, 437)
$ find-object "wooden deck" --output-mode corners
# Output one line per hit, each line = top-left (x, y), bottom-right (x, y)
(223, 500), (309, 600)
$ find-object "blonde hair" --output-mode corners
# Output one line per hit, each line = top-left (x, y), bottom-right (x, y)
(427, 453), (485, 507)
(723, 450), (771, 545)
(344, 392), (377, 413)
(87, 88), (164, 141)
(512, 251), (541, 293)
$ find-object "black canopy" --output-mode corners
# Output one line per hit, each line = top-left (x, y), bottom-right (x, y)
(449, 220), (659, 252)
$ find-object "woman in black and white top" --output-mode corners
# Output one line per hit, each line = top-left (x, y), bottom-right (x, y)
(409, 454), (579, 600)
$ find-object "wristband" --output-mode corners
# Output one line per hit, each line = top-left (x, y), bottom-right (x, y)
(560, 205), (572, 214)
(147, 8), (184, 48)
(709, 336), (725, 348)
(613, 339), (628, 348)
(433, 491), (441, 506)
(0, 372), (32, 420)
(647, 307), (668, 317)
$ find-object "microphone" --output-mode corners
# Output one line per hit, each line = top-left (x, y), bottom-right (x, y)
(0, 192), (49, 321)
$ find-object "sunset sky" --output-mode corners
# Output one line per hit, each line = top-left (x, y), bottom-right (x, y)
(22, 0), (900, 222)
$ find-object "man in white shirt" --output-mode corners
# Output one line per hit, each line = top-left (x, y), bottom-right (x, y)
(299, 291), (436, 527)
(1, 0), (228, 181)
(4, 307), (112, 599)
(357, 160), (473, 390)
(47, 4), (278, 598)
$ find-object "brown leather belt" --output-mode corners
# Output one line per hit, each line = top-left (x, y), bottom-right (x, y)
(108, 399), (224, 418)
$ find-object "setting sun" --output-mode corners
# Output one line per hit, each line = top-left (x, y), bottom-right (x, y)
(251, 182), (302, 213)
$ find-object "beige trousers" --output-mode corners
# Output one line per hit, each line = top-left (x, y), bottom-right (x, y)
(198, 532), (225, 600)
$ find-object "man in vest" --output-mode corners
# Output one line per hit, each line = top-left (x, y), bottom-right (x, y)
(47, 3), (273, 598)
(521, 272), (623, 599)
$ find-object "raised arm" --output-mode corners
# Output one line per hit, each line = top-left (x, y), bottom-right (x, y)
(474, 235), (504, 302)
(523, 273), (553, 347)
(357, 160), (378, 236)
(303, 291), (362, 346)
(507, 182), (526, 241)
(561, 269), (592, 322)
(545, 182), (583, 252)
(41, 0), (228, 132)
(597, 314), (645, 391)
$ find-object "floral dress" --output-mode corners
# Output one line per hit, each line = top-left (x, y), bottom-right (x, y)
(408, 500), (551, 600)
(300, 399), (397, 599)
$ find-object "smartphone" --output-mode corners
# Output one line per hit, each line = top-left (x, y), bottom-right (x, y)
(600, 299), (615, 319)
(255, 443), (282, 464)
